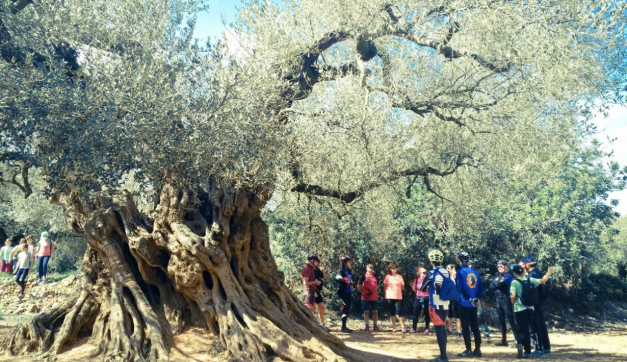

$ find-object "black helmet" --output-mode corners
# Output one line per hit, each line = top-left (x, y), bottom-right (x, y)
(308, 254), (321, 263)
(340, 256), (351, 264)
(458, 251), (471, 262)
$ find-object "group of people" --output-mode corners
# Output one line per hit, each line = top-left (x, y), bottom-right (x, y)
(301, 250), (554, 361)
(0, 232), (56, 298)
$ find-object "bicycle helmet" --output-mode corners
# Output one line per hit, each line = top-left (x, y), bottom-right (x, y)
(428, 249), (444, 263)
(458, 251), (471, 263)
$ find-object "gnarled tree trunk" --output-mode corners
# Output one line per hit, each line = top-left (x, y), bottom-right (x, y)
(0, 183), (355, 362)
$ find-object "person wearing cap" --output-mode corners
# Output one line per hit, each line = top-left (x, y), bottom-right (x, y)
(411, 266), (431, 334)
(490, 260), (519, 347)
(455, 251), (484, 358)
(420, 249), (452, 362)
(302, 254), (322, 316)
(336, 256), (354, 333)
(358, 263), (380, 331)
(34, 231), (55, 283)
(523, 257), (552, 355)
(510, 264), (554, 359)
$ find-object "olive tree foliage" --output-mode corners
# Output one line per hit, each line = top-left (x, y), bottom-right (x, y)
(0, 0), (626, 361)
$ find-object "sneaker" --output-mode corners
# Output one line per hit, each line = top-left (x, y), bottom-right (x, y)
(18, 293), (24, 298)
(36, 279), (41, 284)
(457, 332), (463, 338)
(521, 353), (532, 359)
(543, 349), (551, 355)
(364, 325), (370, 331)
(473, 349), (482, 357)
(401, 328), (406, 333)
(494, 340), (509, 346)
(341, 327), (352, 333)
(517, 344), (524, 359)
(42, 277), (47, 282)
(373, 325), (380, 332)
(424, 328), (430, 335)
(409, 329), (417, 334)
(429, 357), (449, 362)
(392, 328), (398, 332)
(458, 350), (473, 358)
(531, 350), (544, 357)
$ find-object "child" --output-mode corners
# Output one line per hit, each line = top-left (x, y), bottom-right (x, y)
(15, 244), (32, 298)
(1, 239), (14, 274)
(9, 239), (26, 275)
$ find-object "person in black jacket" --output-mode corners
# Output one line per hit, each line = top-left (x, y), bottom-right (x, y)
(336, 256), (354, 333)
(490, 260), (519, 346)
(523, 257), (551, 355)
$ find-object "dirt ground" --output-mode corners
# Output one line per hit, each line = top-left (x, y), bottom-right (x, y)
(1, 317), (626, 361)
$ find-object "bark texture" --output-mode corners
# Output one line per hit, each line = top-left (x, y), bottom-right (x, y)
(0, 183), (354, 362)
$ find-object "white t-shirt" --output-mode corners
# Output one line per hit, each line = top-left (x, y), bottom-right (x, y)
(16, 251), (32, 269)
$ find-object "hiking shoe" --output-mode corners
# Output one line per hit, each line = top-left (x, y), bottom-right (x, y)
(531, 350), (544, 357)
(494, 340), (509, 346)
(373, 325), (380, 332)
(364, 325), (370, 331)
(424, 328), (430, 335)
(18, 293), (24, 298)
(521, 353), (532, 359)
(457, 332), (463, 338)
(473, 349), (482, 357)
(517, 344), (524, 359)
(543, 349), (551, 355)
(409, 329), (417, 334)
(458, 350), (473, 358)
(340, 327), (352, 333)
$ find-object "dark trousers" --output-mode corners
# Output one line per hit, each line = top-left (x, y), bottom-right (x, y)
(339, 291), (351, 327)
(532, 302), (551, 351)
(38, 255), (50, 280)
(412, 297), (430, 331)
(496, 297), (518, 342)
(515, 309), (535, 354)
(459, 305), (481, 351)
(15, 268), (29, 294)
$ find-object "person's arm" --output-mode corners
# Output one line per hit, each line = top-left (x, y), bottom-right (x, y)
(510, 292), (516, 305)
(477, 277), (485, 300)
(419, 274), (431, 292)
(412, 279), (417, 292)
(336, 270), (347, 289)
(9, 247), (18, 260)
(539, 267), (553, 285)
(510, 280), (517, 305)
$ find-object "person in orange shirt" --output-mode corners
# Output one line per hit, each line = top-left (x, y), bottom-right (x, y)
(383, 263), (406, 332)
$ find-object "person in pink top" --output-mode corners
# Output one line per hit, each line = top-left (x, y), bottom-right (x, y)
(35, 231), (55, 283)
(383, 263), (406, 332)
(411, 266), (431, 334)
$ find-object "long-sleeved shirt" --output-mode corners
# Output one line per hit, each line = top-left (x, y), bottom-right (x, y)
(490, 272), (513, 299)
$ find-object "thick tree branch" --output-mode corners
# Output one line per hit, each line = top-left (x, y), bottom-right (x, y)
(0, 162), (32, 198)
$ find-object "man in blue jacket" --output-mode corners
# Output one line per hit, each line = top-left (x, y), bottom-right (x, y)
(490, 260), (518, 346)
(523, 256), (551, 355)
(456, 251), (484, 358)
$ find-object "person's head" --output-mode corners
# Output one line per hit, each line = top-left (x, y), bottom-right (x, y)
(41, 231), (49, 240)
(307, 254), (321, 268)
(340, 256), (352, 269)
(457, 251), (471, 266)
(521, 257), (536, 271)
(366, 263), (374, 274)
(428, 249), (444, 266)
(4, 239), (11, 246)
(446, 264), (457, 274)
(511, 264), (525, 277)
(21, 244), (28, 251)
(26, 235), (33, 244)
(387, 263), (397, 275)
(417, 266), (428, 278)
(468, 260), (474, 268)
(19, 238), (26, 245)
(497, 260), (509, 274)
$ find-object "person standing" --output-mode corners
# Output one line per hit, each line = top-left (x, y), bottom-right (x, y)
(456, 251), (484, 358)
(469, 260), (491, 343)
(446, 264), (462, 337)
(336, 256), (354, 333)
(411, 266), (431, 334)
(301, 254), (322, 321)
(490, 260), (519, 346)
(314, 260), (327, 328)
(358, 264), (380, 331)
(0, 239), (13, 274)
(14, 244), (32, 298)
(383, 263), (406, 332)
(35, 231), (55, 283)
(420, 249), (452, 362)
(523, 257), (552, 355)
(510, 264), (553, 359)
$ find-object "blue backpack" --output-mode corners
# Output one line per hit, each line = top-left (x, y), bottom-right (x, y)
(434, 269), (459, 301)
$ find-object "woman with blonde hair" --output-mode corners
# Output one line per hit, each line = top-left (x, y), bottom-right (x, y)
(383, 263), (406, 332)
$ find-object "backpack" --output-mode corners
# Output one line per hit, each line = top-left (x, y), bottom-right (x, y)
(515, 278), (539, 306)
(434, 269), (459, 301)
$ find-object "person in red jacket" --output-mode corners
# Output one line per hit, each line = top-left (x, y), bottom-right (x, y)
(358, 264), (380, 331)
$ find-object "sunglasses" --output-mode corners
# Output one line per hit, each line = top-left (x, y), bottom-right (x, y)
(497, 265), (505, 268)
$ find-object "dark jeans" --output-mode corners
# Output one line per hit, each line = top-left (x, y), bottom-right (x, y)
(38, 255), (50, 280)
(459, 305), (481, 351)
(515, 308), (535, 354)
(532, 302), (551, 351)
(15, 268), (29, 294)
(339, 292), (351, 318)
(412, 297), (430, 330)
(496, 297), (518, 342)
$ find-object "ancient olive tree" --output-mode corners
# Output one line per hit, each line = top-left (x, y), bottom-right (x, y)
(1, 0), (626, 361)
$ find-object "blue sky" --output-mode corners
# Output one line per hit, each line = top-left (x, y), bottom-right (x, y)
(194, 1), (627, 217)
